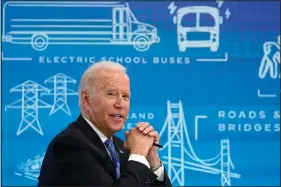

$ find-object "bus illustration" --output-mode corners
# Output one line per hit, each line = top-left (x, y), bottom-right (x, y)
(173, 6), (222, 52)
(2, 1), (160, 52)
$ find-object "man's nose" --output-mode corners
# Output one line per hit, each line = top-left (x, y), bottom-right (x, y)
(114, 95), (124, 108)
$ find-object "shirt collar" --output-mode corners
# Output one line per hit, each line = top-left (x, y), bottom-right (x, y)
(82, 115), (109, 144)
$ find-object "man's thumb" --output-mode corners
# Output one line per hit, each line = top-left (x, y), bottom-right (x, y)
(124, 142), (128, 149)
(125, 131), (129, 140)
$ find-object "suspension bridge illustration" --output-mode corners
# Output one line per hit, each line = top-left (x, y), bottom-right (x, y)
(5, 73), (77, 136)
(42, 73), (78, 116)
(159, 100), (241, 186)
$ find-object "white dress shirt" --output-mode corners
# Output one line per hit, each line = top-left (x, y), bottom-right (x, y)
(82, 115), (164, 181)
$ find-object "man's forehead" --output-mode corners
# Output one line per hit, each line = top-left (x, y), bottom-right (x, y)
(98, 69), (129, 79)
(95, 75), (129, 84)
(93, 70), (130, 90)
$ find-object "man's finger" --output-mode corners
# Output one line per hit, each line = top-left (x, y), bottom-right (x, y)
(137, 122), (149, 131)
(148, 131), (158, 137)
(136, 122), (146, 128)
(148, 131), (159, 143)
(142, 125), (154, 135)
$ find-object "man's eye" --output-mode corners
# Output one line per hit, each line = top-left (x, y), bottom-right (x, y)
(107, 92), (115, 96)
(123, 95), (130, 99)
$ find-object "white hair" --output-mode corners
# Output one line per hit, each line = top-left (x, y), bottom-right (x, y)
(78, 61), (127, 110)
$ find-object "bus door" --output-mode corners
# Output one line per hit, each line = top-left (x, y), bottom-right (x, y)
(113, 8), (129, 41)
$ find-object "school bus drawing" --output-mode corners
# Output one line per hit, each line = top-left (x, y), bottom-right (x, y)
(2, 1), (160, 52)
(173, 6), (222, 52)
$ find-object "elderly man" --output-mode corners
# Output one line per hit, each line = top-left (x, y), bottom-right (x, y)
(38, 61), (172, 186)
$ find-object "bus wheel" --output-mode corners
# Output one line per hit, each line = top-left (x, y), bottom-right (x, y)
(31, 34), (49, 51)
(133, 35), (151, 52)
(210, 45), (218, 52)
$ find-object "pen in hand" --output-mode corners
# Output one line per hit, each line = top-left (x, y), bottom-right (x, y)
(153, 143), (163, 148)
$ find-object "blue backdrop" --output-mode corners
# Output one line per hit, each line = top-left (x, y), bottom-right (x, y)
(1, 0), (280, 186)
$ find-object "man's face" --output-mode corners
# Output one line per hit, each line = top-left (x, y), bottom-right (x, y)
(84, 69), (130, 137)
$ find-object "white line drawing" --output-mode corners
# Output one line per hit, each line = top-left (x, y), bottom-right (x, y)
(2, 1), (160, 52)
(172, 6), (223, 52)
(257, 89), (277, 98)
(196, 52), (228, 62)
(194, 115), (207, 140)
(259, 35), (280, 79)
(215, 0), (231, 26)
(1, 51), (32, 61)
(168, 2), (177, 15)
(159, 101), (241, 186)
(42, 73), (78, 116)
(216, 0), (224, 8)
(14, 152), (45, 180)
(224, 8), (231, 20)
(5, 80), (51, 136)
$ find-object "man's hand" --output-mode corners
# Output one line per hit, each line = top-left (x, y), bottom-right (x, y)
(136, 122), (161, 168)
(124, 128), (154, 157)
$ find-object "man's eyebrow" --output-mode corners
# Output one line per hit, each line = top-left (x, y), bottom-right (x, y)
(104, 87), (130, 94)
(105, 86), (116, 91)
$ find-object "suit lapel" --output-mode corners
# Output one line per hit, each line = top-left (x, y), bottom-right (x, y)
(74, 115), (117, 180)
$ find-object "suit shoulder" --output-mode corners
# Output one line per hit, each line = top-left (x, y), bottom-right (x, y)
(48, 123), (87, 150)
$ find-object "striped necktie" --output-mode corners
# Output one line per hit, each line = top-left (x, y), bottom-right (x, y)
(104, 139), (121, 179)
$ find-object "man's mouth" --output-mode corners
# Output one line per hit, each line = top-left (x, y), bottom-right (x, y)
(109, 114), (124, 119)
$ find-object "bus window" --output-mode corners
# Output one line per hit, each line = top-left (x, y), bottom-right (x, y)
(199, 13), (215, 27)
(116, 10), (120, 23)
(180, 13), (197, 28)
(128, 10), (136, 22)
(123, 9), (128, 39)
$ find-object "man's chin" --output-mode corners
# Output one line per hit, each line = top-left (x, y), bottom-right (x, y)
(109, 121), (125, 132)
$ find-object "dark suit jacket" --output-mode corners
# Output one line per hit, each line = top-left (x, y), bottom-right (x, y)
(38, 114), (172, 186)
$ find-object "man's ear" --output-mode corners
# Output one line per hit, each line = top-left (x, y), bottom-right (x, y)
(82, 91), (91, 110)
